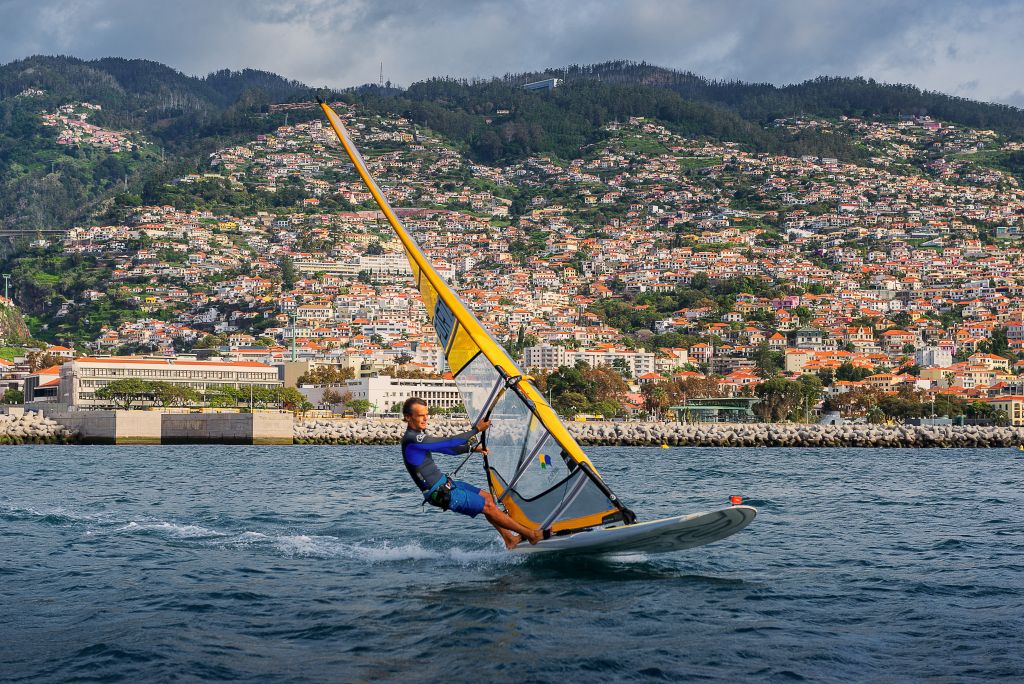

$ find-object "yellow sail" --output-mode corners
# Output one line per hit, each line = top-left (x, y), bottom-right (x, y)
(319, 101), (634, 533)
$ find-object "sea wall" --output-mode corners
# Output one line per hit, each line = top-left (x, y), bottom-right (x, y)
(25, 408), (293, 445)
(163, 412), (293, 445)
(294, 418), (1024, 449)
(0, 411), (78, 444)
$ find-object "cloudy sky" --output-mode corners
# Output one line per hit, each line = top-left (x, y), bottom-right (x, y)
(3, 0), (1024, 107)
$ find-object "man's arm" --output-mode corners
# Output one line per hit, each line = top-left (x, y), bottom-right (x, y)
(413, 428), (479, 456)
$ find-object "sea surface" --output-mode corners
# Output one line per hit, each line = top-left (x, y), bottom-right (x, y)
(1, 444), (1022, 683)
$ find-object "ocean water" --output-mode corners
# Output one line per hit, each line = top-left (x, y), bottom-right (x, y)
(1, 444), (1022, 683)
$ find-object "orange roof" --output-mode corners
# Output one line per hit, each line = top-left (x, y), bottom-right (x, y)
(74, 357), (272, 368)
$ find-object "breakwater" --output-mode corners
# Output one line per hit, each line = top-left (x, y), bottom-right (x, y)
(295, 418), (1024, 448)
(0, 411), (77, 444)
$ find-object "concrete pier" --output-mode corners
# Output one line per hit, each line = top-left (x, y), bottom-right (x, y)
(30, 409), (294, 445)
(41, 410), (163, 444)
(162, 412), (293, 445)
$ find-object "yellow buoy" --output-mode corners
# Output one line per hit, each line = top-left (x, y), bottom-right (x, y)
(661, 444), (670, 449)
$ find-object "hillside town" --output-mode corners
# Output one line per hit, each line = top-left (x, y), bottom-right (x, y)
(7, 100), (1024, 426)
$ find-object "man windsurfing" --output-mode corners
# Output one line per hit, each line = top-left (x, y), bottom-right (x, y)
(401, 397), (542, 549)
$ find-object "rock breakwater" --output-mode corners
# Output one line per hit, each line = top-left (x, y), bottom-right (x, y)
(295, 418), (1024, 449)
(0, 411), (78, 444)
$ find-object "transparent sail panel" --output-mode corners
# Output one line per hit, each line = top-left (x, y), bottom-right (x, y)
(452, 354), (500, 423)
(451, 355), (617, 529)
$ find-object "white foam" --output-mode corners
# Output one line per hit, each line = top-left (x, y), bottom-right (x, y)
(0, 503), (114, 524)
(602, 552), (651, 563)
(448, 546), (517, 564)
(271, 534), (435, 561)
(115, 521), (226, 538)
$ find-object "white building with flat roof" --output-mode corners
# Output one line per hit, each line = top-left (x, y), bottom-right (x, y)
(58, 357), (282, 408)
(300, 374), (463, 413)
(523, 344), (655, 378)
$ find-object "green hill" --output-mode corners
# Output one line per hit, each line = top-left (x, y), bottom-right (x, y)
(3, 56), (1024, 233)
(0, 55), (316, 231)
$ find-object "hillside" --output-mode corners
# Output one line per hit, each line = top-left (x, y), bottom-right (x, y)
(353, 61), (1024, 165)
(4, 56), (1024, 235)
(0, 56), (316, 231)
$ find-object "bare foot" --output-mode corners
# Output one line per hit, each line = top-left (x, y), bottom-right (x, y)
(525, 529), (543, 545)
(502, 532), (523, 550)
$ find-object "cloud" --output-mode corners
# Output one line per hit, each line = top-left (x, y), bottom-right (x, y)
(1, 0), (1023, 106)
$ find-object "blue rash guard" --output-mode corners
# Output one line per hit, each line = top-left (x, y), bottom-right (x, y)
(401, 426), (486, 517)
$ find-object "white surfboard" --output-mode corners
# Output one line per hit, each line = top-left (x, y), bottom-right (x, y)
(510, 505), (757, 556)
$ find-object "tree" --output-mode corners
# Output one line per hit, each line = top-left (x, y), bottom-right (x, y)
(277, 387), (312, 413)
(322, 387), (345, 405)
(2, 388), (24, 404)
(151, 381), (198, 407)
(554, 391), (589, 417)
(752, 343), (784, 377)
(26, 351), (63, 372)
(95, 378), (151, 409)
(197, 333), (227, 349)
(297, 365), (355, 384)
(641, 383), (669, 418)
(279, 255), (298, 290)
(590, 398), (621, 418)
(754, 377), (806, 422)
(347, 398), (372, 416)
(836, 362), (872, 382)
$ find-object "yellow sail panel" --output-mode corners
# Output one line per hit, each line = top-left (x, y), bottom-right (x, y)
(418, 278), (438, 322)
(446, 324), (479, 375)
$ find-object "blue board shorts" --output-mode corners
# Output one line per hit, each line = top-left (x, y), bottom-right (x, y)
(447, 479), (486, 518)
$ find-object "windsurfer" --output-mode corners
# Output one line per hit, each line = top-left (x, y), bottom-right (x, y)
(401, 397), (543, 549)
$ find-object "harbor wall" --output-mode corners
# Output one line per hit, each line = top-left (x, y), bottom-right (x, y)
(23, 408), (293, 445)
(295, 418), (1024, 449)
(162, 412), (293, 445)
(2, 411), (1021, 448)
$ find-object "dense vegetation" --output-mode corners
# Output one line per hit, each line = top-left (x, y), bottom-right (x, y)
(4, 56), (1024, 235)
(354, 60), (1024, 165)
(0, 56), (315, 230)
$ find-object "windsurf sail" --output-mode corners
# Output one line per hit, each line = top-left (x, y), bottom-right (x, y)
(319, 100), (635, 534)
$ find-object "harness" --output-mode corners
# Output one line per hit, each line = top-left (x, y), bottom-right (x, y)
(422, 475), (453, 511)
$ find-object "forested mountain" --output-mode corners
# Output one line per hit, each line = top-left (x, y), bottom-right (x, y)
(359, 60), (1024, 164)
(3, 55), (1024, 232)
(0, 56), (315, 231)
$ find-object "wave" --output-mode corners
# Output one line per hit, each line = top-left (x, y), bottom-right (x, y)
(0, 503), (116, 525)
(1, 501), (515, 566)
(256, 534), (513, 566)
(114, 521), (226, 539)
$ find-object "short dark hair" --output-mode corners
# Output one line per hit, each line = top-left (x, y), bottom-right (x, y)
(402, 396), (427, 417)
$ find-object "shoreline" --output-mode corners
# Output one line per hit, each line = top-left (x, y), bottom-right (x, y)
(3, 411), (1022, 448)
